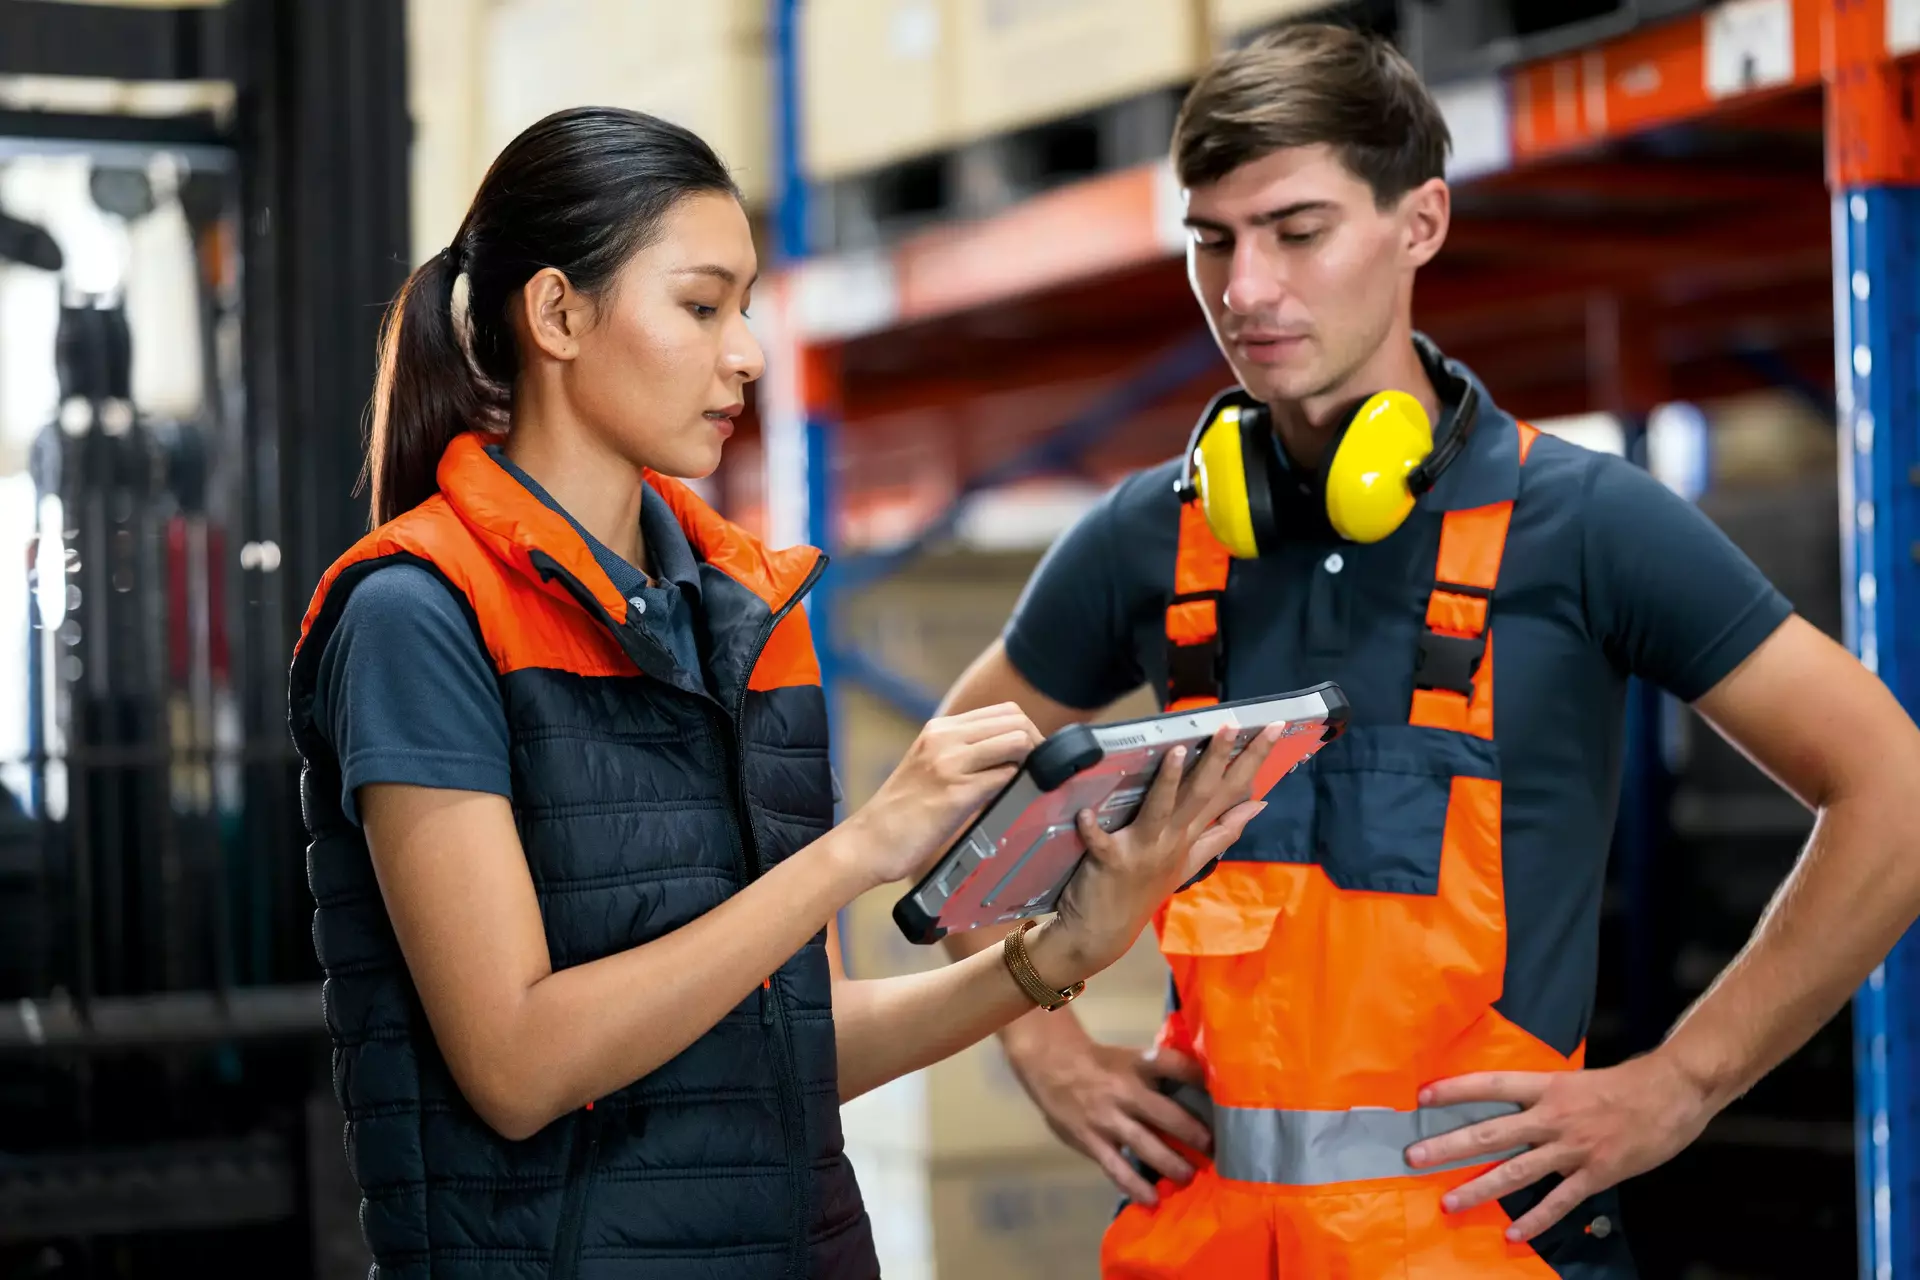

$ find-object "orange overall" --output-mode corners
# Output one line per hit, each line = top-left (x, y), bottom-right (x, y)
(1103, 419), (1621, 1277)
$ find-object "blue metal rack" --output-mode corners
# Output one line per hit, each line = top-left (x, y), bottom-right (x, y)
(1836, 184), (1920, 1280)
(771, 0), (837, 727)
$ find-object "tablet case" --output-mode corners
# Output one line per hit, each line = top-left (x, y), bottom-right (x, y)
(892, 683), (1349, 945)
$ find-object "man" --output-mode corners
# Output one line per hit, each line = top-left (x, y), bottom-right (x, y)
(934, 21), (1920, 1278)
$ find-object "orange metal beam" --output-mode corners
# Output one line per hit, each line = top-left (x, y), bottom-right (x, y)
(1508, 0), (1827, 162)
(891, 165), (1169, 324)
(1825, 0), (1920, 185)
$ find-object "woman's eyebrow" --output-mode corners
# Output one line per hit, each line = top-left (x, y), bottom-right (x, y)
(675, 263), (757, 288)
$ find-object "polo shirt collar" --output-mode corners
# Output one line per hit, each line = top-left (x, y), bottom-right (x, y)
(638, 483), (703, 602)
(1412, 339), (1522, 512)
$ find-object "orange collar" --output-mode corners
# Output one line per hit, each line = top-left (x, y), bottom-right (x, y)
(435, 431), (822, 624)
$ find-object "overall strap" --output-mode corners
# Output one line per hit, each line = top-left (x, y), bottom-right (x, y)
(1409, 421), (1540, 739)
(1166, 496), (1233, 711)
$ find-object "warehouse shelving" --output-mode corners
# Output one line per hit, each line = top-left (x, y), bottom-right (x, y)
(762, 1), (1920, 1275)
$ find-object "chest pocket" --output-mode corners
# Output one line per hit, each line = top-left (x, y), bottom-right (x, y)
(1223, 724), (1499, 896)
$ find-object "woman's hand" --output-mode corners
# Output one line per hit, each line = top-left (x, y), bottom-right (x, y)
(838, 702), (1043, 890)
(1044, 722), (1282, 977)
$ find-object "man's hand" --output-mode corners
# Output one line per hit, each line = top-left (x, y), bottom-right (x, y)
(1006, 1033), (1213, 1206)
(1404, 1051), (1716, 1240)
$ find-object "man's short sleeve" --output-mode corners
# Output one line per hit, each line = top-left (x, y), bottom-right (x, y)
(1002, 481), (1147, 711)
(310, 564), (513, 826)
(1581, 454), (1795, 702)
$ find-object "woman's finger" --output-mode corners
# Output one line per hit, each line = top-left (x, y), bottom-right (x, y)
(945, 701), (1026, 726)
(953, 728), (1042, 774)
(1174, 725), (1240, 799)
(934, 709), (1040, 749)
(1179, 800), (1266, 878)
(1131, 745), (1188, 833)
(1181, 723), (1285, 829)
(1222, 723), (1285, 790)
(1076, 808), (1121, 867)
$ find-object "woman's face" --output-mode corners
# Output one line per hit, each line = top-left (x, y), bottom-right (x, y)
(564, 191), (763, 480)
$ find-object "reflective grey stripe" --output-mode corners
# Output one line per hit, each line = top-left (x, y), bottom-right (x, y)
(1176, 1088), (1525, 1186)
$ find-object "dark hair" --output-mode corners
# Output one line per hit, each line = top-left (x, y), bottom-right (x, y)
(1172, 23), (1450, 207)
(365, 106), (740, 526)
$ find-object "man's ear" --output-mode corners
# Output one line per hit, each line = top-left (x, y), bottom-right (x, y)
(518, 266), (587, 361)
(1402, 177), (1450, 269)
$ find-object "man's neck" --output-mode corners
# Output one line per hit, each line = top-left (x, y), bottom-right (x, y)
(1269, 332), (1441, 473)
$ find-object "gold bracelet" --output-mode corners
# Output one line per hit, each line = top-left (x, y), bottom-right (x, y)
(1003, 919), (1085, 1012)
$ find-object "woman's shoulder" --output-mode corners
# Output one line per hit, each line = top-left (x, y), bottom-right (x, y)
(333, 561), (479, 649)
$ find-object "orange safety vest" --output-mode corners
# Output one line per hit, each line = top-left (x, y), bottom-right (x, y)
(1101, 418), (1624, 1277)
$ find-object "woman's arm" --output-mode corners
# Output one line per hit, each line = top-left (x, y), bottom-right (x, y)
(829, 920), (1085, 1101)
(829, 722), (1284, 1101)
(361, 784), (867, 1140)
(362, 704), (1043, 1141)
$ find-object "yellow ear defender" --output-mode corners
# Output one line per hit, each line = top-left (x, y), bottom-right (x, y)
(1322, 388), (1435, 544)
(1176, 341), (1481, 554)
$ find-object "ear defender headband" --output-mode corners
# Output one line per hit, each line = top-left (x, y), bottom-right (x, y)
(1176, 337), (1482, 555)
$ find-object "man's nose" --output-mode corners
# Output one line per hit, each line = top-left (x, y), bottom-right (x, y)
(1222, 239), (1283, 316)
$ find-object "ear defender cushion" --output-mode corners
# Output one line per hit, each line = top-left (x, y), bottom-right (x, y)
(1237, 407), (1280, 556)
(1323, 389), (1434, 544)
(1193, 403), (1265, 559)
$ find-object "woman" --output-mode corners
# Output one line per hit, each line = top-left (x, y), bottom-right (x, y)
(287, 107), (1275, 1280)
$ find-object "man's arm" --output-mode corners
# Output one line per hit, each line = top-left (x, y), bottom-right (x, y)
(1415, 614), (1920, 1237)
(1409, 453), (1920, 1239)
(1664, 614), (1920, 1101)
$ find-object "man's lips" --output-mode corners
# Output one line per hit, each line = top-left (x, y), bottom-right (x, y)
(1234, 333), (1308, 363)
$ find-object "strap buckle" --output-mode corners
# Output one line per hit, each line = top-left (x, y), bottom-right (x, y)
(1167, 637), (1223, 706)
(1413, 631), (1485, 697)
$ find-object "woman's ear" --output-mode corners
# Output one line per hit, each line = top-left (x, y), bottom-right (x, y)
(517, 266), (587, 362)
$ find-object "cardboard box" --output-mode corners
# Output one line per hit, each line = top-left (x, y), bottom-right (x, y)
(1208, 0), (1343, 46)
(803, 0), (959, 179)
(836, 551), (1038, 698)
(928, 1153), (1122, 1279)
(952, 0), (1204, 138)
(482, 0), (774, 203)
(409, 0), (492, 262)
(842, 991), (1168, 1159)
(845, 1145), (1123, 1280)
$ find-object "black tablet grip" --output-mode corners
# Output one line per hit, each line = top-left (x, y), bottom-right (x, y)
(1026, 724), (1106, 791)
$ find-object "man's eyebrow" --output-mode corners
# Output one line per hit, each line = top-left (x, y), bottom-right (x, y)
(1181, 200), (1338, 231)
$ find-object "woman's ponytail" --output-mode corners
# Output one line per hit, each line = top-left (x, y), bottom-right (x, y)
(364, 244), (495, 527)
(363, 106), (740, 527)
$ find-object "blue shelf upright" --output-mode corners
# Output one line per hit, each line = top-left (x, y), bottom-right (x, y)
(1827, 9), (1920, 1277)
(770, 0), (841, 760)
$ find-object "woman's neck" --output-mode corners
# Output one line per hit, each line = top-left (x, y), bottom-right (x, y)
(503, 413), (648, 574)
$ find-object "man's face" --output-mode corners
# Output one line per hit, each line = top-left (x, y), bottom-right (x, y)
(1183, 145), (1444, 409)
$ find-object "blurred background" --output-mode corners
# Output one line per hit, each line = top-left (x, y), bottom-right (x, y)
(0, 1), (1912, 1277)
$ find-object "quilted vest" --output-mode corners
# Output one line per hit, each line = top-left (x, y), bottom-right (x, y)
(287, 432), (877, 1280)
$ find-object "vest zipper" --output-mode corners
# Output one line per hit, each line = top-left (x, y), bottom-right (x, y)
(728, 553), (826, 1280)
(533, 545), (827, 1278)
(550, 1103), (604, 1280)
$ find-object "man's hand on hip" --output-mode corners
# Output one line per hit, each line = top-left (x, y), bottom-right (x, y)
(1403, 1050), (1716, 1240)
(1005, 1024), (1212, 1206)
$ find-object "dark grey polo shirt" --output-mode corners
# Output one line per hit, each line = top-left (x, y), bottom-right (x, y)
(310, 449), (708, 827)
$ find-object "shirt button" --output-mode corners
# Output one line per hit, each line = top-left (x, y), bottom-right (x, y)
(627, 596), (647, 616)
(1324, 552), (1345, 574)
(1588, 1215), (1613, 1239)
